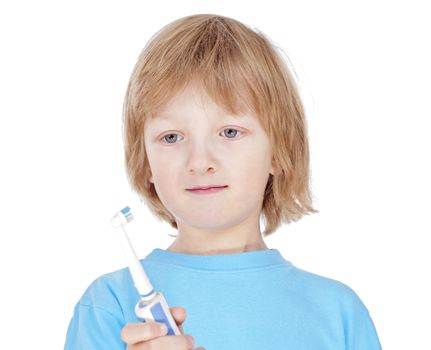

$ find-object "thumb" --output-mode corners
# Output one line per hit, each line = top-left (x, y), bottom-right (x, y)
(170, 306), (187, 333)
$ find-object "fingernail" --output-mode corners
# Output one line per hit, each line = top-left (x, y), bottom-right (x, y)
(188, 335), (195, 346)
(159, 323), (168, 334)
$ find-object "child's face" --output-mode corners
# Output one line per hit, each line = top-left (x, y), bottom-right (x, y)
(144, 81), (275, 235)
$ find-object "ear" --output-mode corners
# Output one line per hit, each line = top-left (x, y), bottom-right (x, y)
(270, 158), (277, 176)
(147, 167), (154, 183)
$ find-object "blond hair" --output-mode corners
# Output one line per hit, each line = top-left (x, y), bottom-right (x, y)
(123, 14), (318, 236)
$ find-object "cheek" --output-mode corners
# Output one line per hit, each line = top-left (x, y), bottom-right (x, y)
(152, 160), (177, 182)
(234, 149), (271, 187)
(147, 152), (179, 185)
(243, 140), (271, 169)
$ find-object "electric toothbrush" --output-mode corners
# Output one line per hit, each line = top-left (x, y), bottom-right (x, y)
(110, 206), (181, 335)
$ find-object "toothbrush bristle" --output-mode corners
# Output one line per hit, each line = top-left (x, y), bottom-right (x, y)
(120, 206), (134, 223)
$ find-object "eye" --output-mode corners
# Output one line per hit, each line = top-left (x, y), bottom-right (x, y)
(222, 128), (243, 139)
(159, 127), (243, 144)
(161, 133), (183, 144)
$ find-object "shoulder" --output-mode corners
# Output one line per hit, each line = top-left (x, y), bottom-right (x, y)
(284, 265), (381, 348)
(287, 265), (369, 314)
(65, 267), (137, 349)
(77, 265), (137, 316)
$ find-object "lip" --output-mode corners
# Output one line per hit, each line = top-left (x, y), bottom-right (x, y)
(186, 185), (228, 194)
(186, 185), (228, 191)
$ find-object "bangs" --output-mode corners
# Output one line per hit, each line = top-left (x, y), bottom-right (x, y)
(128, 15), (274, 123)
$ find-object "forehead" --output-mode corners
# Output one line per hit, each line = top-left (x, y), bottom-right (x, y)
(152, 112), (251, 123)
(152, 80), (255, 120)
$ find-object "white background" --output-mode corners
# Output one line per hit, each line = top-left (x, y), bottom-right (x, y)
(1, 1), (430, 349)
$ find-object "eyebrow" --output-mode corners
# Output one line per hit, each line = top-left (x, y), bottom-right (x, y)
(154, 114), (174, 120)
(153, 113), (250, 121)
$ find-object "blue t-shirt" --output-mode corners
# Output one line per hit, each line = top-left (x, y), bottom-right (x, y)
(64, 248), (381, 349)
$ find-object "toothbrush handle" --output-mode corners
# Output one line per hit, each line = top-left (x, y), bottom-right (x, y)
(135, 291), (181, 335)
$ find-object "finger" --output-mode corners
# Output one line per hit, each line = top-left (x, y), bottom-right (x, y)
(134, 334), (195, 350)
(170, 306), (186, 325)
(121, 322), (166, 344)
(170, 306), (187, 333)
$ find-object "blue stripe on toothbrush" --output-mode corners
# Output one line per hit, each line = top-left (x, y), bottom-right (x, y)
(140, 289), (155, 297)
(151, 302), (176, 335)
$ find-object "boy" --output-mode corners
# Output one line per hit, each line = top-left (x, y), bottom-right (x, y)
(64, 14), (382, 349)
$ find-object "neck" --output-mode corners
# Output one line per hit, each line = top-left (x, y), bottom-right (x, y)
(166, 231), (268, 256)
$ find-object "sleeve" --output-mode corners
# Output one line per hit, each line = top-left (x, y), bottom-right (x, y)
(64, 303), (126, 350)
(343, 290), (382, 350)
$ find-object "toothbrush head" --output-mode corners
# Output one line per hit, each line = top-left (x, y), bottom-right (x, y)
(111, 206), (134, 228)
(120, 206), (134, 222)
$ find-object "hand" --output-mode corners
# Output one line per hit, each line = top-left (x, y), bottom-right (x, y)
(121, 306), (205, 350)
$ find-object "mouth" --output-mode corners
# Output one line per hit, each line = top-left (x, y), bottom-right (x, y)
(187, 185), (228, 191)
(186, 185), (228, 194)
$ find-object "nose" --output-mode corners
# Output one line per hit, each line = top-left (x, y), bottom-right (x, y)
(186, 140), (217, 175)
